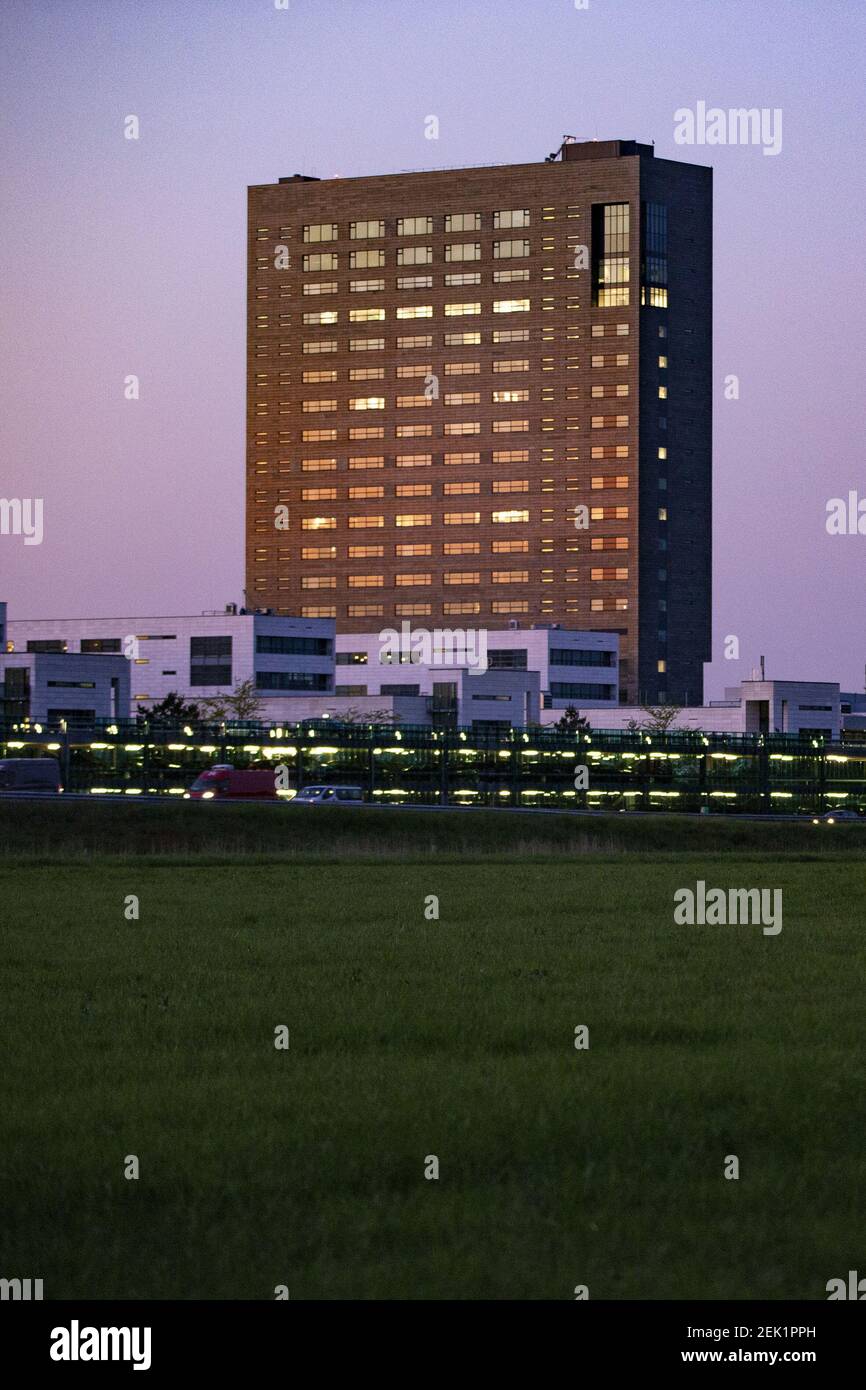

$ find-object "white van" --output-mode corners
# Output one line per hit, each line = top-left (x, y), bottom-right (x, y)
(291, 785), (364, 805)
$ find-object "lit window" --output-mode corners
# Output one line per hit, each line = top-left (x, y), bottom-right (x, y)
(443, 512), (480, 525)
(349, 367), (384, 381)
(349, 338), (385, 352)
(492, 570), (528, 583)
(444, 302), (481, 316)
(395, 513), (432, 527)
(349, 220), (385, 239)
(303, 223), (338, 243)
(301, 516), (336, 530)
(444, 481), (479, 495)
(303, 340), (337, 354)
(348, 545), (384, 558)
(301, 487), (337, 501)
(397, 335), (433, 349)
(303, 281), (338, 296)
(302, 399), (337, 413)
(395, 573), (431, 586)
(302, 252), (338, 272)
(493, 210), (530, 229)
(396, 246), (432, 265)
(348, 486), (384, 499)
(445, 392), (480, 406)
(492, 509), (529, 523)
(445, 212), (481, 232)
(349, 307), (386, 322)
(493, 359), (529, 373)
(493, 328), (529, 343)
(493, 239), (530, 258)
(396, 483), (431, 497)
(348, 515), (385, 528)
(348, 397), (385, 411)
(444, 331), (481, 346)
(348, 574), (384, 588)
(350, 249), (385, 269)
(396, 305), (433, 319)
(397, 275), (433, 290)
(350, 278), (385, 292)
(301, 575), (336, 589)
(492, 389), (529, 403)
(444, 272), (481, 287)
(396, 394), (431, 408)
(444, 243), (481, 261)
(493, 299), (530, 313)
(396, 216), (433, 236)
(444, 421), (480, 435)
(444, 571), (480, 585)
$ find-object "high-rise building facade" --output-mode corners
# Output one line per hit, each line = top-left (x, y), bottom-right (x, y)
(246, 139), (711, 703)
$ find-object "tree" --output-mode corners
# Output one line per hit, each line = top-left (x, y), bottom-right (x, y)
(640, 704), (682, 734)
(198, 679), (264, 722)
(554, 705), (591, 734)
(140, 691), (202, 723)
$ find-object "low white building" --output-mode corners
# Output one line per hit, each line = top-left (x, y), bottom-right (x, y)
(6, 606), (334, 717)
(545, 679), (842, 739)
(334, 623), (618, 711)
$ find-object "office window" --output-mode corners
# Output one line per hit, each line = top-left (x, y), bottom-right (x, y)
(303, 341), (338, 356)
(444, 421), (480, 435)
(397, 334), (433, 349)
(349, 425), (384, 440)
(445, 242), (481, 262)
(395, 513), (431, 527)
(348, 574), (384, 588)
(302, 399), (336, 413)
(493, 359), (529, 373)
(396, 305), (433, 321)
(494, 209), (530, 228)
(590, 475), (629, 490)
(303, 223), (338, 243)
(591, 567), (629, 580)
(348, 454), (384, 468)
(396, 394), (431, 408)
(492, 600), (529, 614)
(393, 608), (430, 620)
(348, 544), (384, 558)
(302, 252), (338, 272)
(396, 453), (432, 468)
(444, 302), (481, 316)
(396, 245), (432, 265)
(444, 541), (479, 555)
(350, 248), (385, 269)
(591, 536), (629, 551)
(397, 275), (433, 290)
(445, 212), (481, 232)
(396, 543), (432, 557)
(445, 391), (480, 405)
(301, 575), (337, 589)
(445, 331), (481, 346)
(301, 487), (337, 501)
(493, 268), (530, 283)
(396, 482), (432, 496)
(444, 571), (480, 585)
(349, 307), (386, 322)
(492, 419), (529, 433)
(303, 281), (338, 296)
(301, 515), (336, 530)
(492, 479), (528, 492)
(349, 337), (385, 351)
(348, 485), (384, 499)
(302, 428), (337, 442)
(492, 539), (528, 553)
(492, 509), (529, 523)
(493, 328), (529, 343)
(396, 423), (432, 437)
(445, 272), (481, 287)
(492, 449), (529, 463)
(395, 573), (431, 586)
(348, 604), (383, 617)
(493, 239), (530, 258)
(397, 216), (433, 236)
(350, 219), (385, 239)
(349, 367), (384, 383)
(444, 601), (481, 615)
(302, 369), (338, 384)
(493, 299), (530, 314)
(350, 278), (385, 292)
(348, 514), (385, 528)
(444, 481), (479, 495)
(349, 396), (385, 410)
(303, 545), (337, 559)
(444, 512), (480, 525)
(444, 361), (480, 375)
(492, 570), (528, 583)
(492, 389), (529, 403)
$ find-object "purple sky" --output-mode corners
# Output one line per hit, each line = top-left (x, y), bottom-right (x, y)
(1, 0), (864, 698)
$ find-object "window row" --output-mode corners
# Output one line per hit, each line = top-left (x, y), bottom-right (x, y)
(299, 211), (531, 243)
(290, 599), (630, 617)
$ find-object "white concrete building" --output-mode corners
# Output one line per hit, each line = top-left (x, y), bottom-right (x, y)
(545, 679), (842, 739)
(6, 607), (334, 717)
(334, 624), (618, 711)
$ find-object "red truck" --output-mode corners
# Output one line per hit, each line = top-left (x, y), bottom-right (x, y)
(186, 765), (278, 801)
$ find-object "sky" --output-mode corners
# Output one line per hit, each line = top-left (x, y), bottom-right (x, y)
(0, 0), (864, 698)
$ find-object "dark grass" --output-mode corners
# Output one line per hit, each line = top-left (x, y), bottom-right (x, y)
(3, 798), (866, 861)
(2, 856), (865, 1299)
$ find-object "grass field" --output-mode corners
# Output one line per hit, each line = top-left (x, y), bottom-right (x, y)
(3, 811), (865, 1300)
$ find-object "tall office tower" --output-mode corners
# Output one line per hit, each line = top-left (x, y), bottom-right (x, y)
(246, 139), (712, 703)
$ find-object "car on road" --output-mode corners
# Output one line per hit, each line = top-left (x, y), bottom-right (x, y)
(186, 766), (278, 800)
(290, 784), (365, 805)
(0, 757), (61, 794)
(812, 808), (860, 824)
